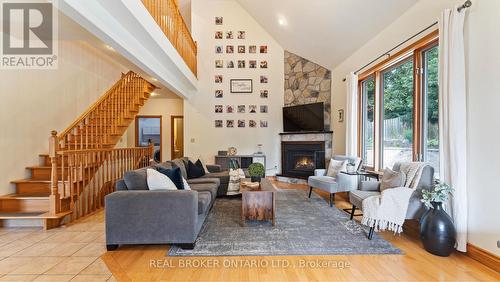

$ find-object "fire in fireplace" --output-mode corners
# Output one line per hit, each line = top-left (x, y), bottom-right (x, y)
(281, 141), (325, 178)
(294, 156), (315, 170)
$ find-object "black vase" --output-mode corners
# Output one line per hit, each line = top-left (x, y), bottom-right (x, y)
(250, 176), (261, 183)
(420, 201), (456, 257)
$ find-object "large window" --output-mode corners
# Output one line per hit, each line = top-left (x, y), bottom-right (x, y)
(358, 32), (439, 172)
(360, 76), (375, 167)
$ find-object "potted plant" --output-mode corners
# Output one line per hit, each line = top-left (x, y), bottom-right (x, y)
(346, 160), (357, 173)
(420, 182), (456, 257)
(248, 163), (265, 183)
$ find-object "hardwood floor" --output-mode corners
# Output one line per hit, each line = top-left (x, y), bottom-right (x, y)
(101, 179), (500, 281)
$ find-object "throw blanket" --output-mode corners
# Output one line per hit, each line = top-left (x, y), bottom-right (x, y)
(361, 162), (425, 233)
(227, 168), (246, 193)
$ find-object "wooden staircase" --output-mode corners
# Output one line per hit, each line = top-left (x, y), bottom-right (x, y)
(2, 71), (156, 229)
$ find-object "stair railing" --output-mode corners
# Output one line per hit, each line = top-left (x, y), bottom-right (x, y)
(56, 71), (154, 152)
(141, 0), (197, 76)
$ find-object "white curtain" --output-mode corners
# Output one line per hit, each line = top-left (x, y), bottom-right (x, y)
(345, 72), (358, 157)
(438, 7), (467, 252)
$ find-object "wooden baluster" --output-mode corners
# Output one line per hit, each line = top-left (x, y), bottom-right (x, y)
(49, 131), (60, 215)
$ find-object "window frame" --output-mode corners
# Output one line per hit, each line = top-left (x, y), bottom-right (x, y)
(358, 75), (376, 170)
(357, 30), (439, 172)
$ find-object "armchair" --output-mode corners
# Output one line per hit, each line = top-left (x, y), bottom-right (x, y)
(307, 155), (362, 207)
(348, 162), (434, 239)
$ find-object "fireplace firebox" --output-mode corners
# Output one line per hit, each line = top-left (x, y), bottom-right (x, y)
(281, 141), (325, 179)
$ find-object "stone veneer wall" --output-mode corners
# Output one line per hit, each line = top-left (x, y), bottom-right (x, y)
(284, 51), (332, 131)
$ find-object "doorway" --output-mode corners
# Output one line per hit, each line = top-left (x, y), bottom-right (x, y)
(171, 116), (184, 159)
(135, 115), (162, 162)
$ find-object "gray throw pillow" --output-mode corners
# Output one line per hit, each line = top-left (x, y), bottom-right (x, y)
(171, 159), (188, 179)
(123, 168), (149, 190)
(380, 168), (406, 192)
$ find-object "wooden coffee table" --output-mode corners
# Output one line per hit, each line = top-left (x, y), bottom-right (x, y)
(240, 178), (276, 226)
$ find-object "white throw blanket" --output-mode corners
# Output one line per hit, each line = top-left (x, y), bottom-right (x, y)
(361, 162), (425, 233)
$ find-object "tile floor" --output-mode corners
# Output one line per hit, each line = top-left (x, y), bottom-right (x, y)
(0, 211), (115, 282)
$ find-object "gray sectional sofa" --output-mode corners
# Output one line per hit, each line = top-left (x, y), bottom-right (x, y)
(105, 158), (229, 251)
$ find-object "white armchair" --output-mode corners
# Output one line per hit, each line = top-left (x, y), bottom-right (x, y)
(307, 155), (362, 207)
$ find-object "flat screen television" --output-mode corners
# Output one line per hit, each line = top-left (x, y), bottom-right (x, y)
(283, 102), (324, 132)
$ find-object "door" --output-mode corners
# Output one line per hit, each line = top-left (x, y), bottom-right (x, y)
(135, 116), (162, 162)
(171, 116), (184, 159)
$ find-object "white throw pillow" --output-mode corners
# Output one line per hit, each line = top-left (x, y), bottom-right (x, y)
(146, 169), (177, 190)
(182, 177), (191, 190)
(326, 159), (347, 178)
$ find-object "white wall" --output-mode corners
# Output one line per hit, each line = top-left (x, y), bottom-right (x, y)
(126, 97), (184, 161)
(331, 0), (500, 255)
(185, 0), (284, 174)
(0, 40), (127, 195)
(464, 0), (500, 256)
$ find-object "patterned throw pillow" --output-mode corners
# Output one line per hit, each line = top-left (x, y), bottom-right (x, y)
(380, 167), (406, 192)
(326, 159), (347, 178)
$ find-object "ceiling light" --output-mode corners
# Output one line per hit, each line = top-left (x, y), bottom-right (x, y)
(151, 92), (159, 96)
(278, 16), (287, 27)
(151, 77), (158, 81)
(104, 45), (114, 51)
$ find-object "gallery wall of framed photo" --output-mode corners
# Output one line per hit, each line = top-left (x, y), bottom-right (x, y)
(184, 0), (285, 174)
(213, 16), (270, 129)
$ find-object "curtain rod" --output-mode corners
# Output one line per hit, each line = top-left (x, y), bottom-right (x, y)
(342, 0), (472, 82)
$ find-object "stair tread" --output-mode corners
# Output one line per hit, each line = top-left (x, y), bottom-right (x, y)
(0, 211), (72, 219)
(11, 179), (51, 184)
(0, 193), (50, 200)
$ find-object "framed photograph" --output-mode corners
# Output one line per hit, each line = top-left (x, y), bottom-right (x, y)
(238, 120), (245, 128)
(226, 45), (234, 53)
(226, 60), (234, 68)
(260, 120), (268, 128)
(249, 60), (257, 68)
(260, 60), (268, 68)
(237, 105), (245, 113)
(226, 120), (234, 128)
(260, 90), (268, 98)
(237, 60), (245, 68)
(215, 75), (223, 83)
(230, 79), (253, 93)
(249, 45), (256, 53)
(215, 90), (223, 98)
(249, 120), (257, 128)
(215, 60), (223, 68)
(260, 45), (267, 53)
(215, 17), (223, 25)
(215, 46), (223, 54)
(215, 120), (223, 128)
(226, 105), (234, 113)
(225, 31), (233, 39)
(260, 105), (268, 113)
(215, 31), (223, 39)
(237, 31), (245, 39)
(237, 45), (245, 53)
(215, 105), (223, 113)
(249, 105), (257, 113)
(260, 75), (268, 83)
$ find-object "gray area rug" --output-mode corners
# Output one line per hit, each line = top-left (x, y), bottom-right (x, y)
(168, 189), (402, 256)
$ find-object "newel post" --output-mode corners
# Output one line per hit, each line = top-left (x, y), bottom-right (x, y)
(49, 130), (60, 214)
(148, 141), (155, 166)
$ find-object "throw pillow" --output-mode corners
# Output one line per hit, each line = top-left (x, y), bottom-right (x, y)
(156, 166), (184, 190)
(326, 159), (347, 178)
(182, 177), (191, 190)
(146, 169), (177, 190)
(171, 159), (188, 179)
(187, 160), (205, 179)
(380, 167), (406, 192)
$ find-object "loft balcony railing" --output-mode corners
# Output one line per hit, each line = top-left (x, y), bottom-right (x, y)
(142, 0), (197, 76)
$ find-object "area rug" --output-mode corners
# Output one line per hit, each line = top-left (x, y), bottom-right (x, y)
(167, 189), (402, 256)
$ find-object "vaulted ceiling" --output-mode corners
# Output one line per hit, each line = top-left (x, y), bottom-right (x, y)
(236, 0), (418, 69)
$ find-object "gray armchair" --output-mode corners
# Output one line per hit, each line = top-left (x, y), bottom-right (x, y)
(307, 155), (362, 207)
(348, 162), (434, 239)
